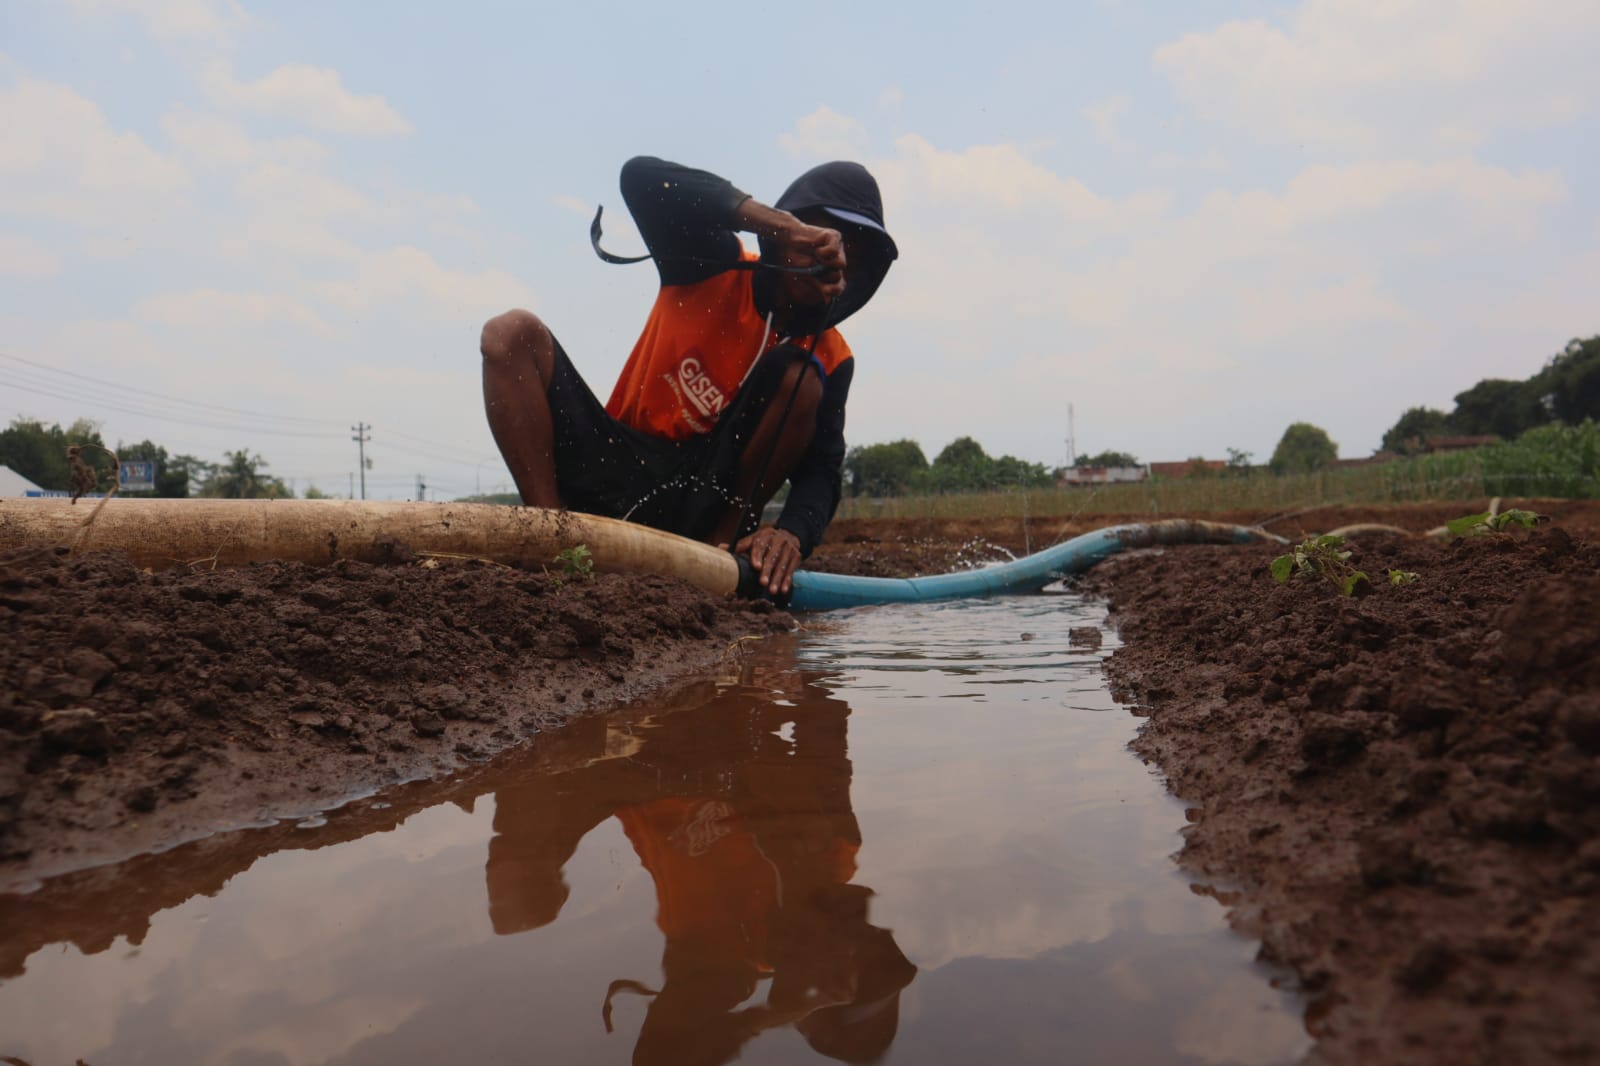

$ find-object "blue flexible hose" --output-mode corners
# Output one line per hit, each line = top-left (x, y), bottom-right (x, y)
(787, 520), (1284, 611)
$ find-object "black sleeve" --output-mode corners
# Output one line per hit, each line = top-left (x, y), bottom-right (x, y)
(619, 156), (749, 287)
(776, 357), (853, 558)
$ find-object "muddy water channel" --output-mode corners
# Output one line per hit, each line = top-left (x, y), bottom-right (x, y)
(1, 594), (1308, 1065)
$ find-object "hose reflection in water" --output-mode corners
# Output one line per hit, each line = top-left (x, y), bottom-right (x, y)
(482, 675), (916, 1065)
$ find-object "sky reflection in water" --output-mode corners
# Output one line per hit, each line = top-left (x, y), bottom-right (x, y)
(0, 594), (1308, 1065)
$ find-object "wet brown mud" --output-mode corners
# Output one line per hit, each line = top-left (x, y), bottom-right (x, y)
(0, 598), (1307, 1065)
(4, 500), (1599, 1063)
(1080, 520), (1600, 1065)
(809, 498), (1600, 578)
(0, 550), (790, 886)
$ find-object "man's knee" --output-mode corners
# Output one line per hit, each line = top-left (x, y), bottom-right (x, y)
(480, 308), (550, 366)
(768, 348), (824, 416)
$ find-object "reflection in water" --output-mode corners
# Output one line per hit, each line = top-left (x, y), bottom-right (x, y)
(0, 596), (1309, 1066)
(484, 680), (916, 1065)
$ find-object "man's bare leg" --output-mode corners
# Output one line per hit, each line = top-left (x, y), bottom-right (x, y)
(481, 309), (562, 507)
(708, 359), (822, 547)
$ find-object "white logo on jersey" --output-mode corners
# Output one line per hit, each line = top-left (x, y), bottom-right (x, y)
(677, 355), (727, 420)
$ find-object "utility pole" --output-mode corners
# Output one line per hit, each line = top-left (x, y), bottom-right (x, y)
(351, 422), (370, 500)
(415, 474), (427, 502)
(1066, 403), (1077, 469)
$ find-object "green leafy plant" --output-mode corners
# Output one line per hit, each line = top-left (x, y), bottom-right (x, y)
(553, 544), (594, 582)
(1270, 534), (1369, 597)
(1445, 508), (1544, 538)
(1386, 568), (1419, 586)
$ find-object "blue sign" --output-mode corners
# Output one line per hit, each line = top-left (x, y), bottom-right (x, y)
(119, 461), (155, 492)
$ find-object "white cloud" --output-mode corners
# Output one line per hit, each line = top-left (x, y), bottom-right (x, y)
(553, 195), (591, 219)
(235, 162), (374, 220)
(0, 77), (192, 226)
(202, 61), (413, 137)
(1155, 0), (1600, 152)
(0, 234), (64, 278)
(64, 0), (251, 44)
(778, 105), (869, 159)
(772, 107), (1578, 462)
(875, 134), (1164, 226)
(1200, 158), (1565, 244)
(135, 288), (334, 333)
(315, 246), (528, 320)
(878, 86), (904, 112)
(1151, 149), (1228, 173)
(161, 109), (327, 169)
(1082, 95), (1132, 146)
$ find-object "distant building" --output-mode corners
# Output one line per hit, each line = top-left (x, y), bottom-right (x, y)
(1058, 465), (1146, 487)
(1422, 434), (1499, 452)
(1148, 459), (1228, 479)
(0, 465), (44, 497)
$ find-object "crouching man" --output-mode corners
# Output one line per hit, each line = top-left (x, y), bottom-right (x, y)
(480, 155), (898, 595)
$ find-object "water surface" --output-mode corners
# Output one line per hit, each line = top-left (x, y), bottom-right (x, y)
(0, 594), (1308, 1065)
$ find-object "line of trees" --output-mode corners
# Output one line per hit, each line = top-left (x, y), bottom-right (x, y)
(1382, 335), (1599, 454)
(0, 418), (294, 498)
(844, 436), (1055, 497)
(13, 336), (1591, 502)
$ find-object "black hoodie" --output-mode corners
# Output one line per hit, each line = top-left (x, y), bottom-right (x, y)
(617, 156), (896, 556)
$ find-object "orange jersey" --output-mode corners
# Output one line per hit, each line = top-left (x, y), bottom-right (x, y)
(617, 797), (778, 970)
(605, 250), (853, 441)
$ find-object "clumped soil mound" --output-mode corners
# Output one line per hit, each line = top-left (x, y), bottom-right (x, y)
(0, 550), (790, 887)
(811, 499), (1600, 578)
(1083, 525), (1600, 1065)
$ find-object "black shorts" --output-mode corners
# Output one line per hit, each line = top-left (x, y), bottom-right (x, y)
(548, 337), (819, 543)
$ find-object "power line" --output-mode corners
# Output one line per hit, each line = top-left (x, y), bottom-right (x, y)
(0, 350), (333, 426)
(1, 350), (492, 461)
(0, 375), (348, 439)
(380, 427), (494, 464)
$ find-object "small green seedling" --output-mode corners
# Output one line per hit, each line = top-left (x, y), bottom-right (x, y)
(1270, 533), (1369, 597)
(1387, 568), (1419, 586)
(1445, 508), (1544, 538)
(554, 544), (595, 582)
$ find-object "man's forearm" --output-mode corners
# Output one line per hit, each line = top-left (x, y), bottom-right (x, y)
(734, 197), (805, 243)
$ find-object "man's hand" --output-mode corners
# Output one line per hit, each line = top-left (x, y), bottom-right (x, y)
(736, 199), (847, 302)
(731, 525), (803, 597)
(774, 220), (847, 299)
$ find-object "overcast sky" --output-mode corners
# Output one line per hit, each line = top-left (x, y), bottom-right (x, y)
(3, 0), (1596, 499)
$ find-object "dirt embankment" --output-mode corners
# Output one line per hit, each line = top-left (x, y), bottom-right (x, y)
(0, 550), (790, 888)
(7, 498), (1600, 1064)
(811, 499), (1600, 578)
(1078, 515), (1600, 1065)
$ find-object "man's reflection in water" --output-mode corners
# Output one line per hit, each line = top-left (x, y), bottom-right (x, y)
(485, 677), (916, 1065)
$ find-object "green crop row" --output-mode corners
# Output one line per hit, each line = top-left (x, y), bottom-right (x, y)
(834, 426), (1600, 520)
(1481, 420), (1600, 499)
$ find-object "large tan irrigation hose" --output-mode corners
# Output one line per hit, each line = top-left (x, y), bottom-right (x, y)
(0, 498), (741, 597)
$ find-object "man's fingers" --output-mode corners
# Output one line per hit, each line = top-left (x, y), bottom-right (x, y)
(735, 527), (800, 595)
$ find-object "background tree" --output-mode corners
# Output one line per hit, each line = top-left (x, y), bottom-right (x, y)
(169, 454), (217, 496)
(1269, 423), (1338, 475)
(991, 454), (1054, 488)
(1381, 407), (1452, 455)
(1225, 447), (1254, 475)
(1075, 449), (1139, 468)
(201, 450), (290, 499)
(928, 436), (993, 492)
(1449, 379), (1545, 439)
(303, 484), (336, 499)
(844, 439), (929, 497)
(0, 418), (107, 490)
(1533, 335), (1600, 426)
